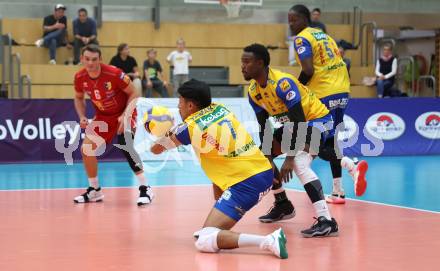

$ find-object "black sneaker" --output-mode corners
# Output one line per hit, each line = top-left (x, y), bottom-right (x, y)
(137, 185), (154, 206)
(301, 216), (339, 238)
(258, 200), (296, 223)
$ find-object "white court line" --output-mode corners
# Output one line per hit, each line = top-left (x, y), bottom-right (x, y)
(285, 187), (440, 215)
(1, 184), (439, 214)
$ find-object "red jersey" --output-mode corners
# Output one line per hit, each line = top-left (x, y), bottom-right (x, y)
(74, 63), (131, 117)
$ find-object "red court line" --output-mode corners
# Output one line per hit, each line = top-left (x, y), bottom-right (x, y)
(0, 187), (439, 271)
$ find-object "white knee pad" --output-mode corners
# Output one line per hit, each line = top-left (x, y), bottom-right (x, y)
(293, 151), (318, 185)
(194, 227), (221, 253)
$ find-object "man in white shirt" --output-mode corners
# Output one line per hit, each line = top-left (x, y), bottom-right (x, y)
(167, 38), (192, 97)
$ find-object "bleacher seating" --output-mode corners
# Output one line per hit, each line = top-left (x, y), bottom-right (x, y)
(1, 18), (376, 98)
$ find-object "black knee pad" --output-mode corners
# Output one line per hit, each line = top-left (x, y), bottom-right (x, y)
(117, 133), (143, 173)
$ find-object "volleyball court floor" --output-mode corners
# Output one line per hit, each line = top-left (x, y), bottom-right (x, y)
(0, 156), (439, 271)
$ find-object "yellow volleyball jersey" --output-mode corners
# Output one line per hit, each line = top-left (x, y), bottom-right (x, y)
(294, 27), (350, 98)
(247, 68), (328, 123)
(174, 103), (272, 191)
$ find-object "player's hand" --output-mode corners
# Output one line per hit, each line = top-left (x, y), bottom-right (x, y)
(163, 80), (168, 87)
(147, 80), (153, 88)
(55, 22), (65, 29)
(280, 156), (295, 183)
(379, 75), (385, 80)
(79, 117), (88, 129)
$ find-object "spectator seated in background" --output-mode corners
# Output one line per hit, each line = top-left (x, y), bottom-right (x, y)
(110, 43), (142, 95)
(167, 38), (192, 97)
(338, 45), (351, 75)
(310, 8), (326, 33)
(142, 49), (169, 98)
(35, 4), (71, 65)
(375, 44), (397, 98)
(73, 8), (98, 65)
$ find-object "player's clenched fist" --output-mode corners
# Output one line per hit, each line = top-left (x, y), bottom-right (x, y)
(80, 117), (88, 129)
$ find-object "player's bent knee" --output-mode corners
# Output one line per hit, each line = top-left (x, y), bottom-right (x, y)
(293, 151), (318, 185)
(194, 227), (220, 253)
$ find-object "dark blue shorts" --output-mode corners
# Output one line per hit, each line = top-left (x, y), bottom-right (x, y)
(320, 93), (349, 132)
(214, 169), (273, 221)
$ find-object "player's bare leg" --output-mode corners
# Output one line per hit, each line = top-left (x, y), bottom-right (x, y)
(259, 139), (295, 223)
(193, 208), (288, 259)
(74, 136), (104, 203)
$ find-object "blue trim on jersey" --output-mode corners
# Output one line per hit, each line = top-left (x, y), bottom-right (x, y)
(214, 169), (273, 221)
(174, 123), (191, 145)
(275, 78), (301, 109)
(294, 37), (313, 60)
(308, 114), (335, 141)
(248, 93), (264, 113)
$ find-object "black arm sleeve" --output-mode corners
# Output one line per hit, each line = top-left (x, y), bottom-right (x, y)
(256, 110), (270, 146)
(298, 71), (312, 86)
(287, 102), (306, 123)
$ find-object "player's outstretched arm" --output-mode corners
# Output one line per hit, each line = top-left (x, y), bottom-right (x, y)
(150, 132), (182, 154)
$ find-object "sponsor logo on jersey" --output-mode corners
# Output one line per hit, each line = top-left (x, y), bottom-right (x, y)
(297, 46), (306, 54)
(365, 112), (405, 140)
(295, 37), (303, 46)
(280, 79), (291, 92)
(415, 112), (440, 139)
(104, 82), (112, 91)
(195, 105), (230, 130)
(311, 32), (328, 41)
(286, 91), (296, 101)
(255, 93), (263, 100)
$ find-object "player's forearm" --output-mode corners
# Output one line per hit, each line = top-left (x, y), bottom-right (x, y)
(74, 97), (86, 119)
(151, 134), (181, 154)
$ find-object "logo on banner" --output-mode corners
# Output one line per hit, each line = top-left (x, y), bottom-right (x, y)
(337, 115), (358, 141)
(365, 112), (405, 140)
(415, 112), (440, 139)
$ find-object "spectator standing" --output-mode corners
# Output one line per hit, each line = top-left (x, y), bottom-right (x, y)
(110, 43), (142, 95)
(310, 8), (327, 33)
(142, 49), (169, 98)
(35, 4), (70, 64)
(338, 45), (351, 75)
(167, 38), (192, 97)
(73, 8), (98, 65)
(375, 44), (397, 98)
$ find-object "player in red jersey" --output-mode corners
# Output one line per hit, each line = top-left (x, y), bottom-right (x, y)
(73, 44), (154, 206)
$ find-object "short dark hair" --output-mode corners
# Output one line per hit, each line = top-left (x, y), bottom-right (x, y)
(312, 8), (321, 14)
(243, 43), (270, 67)
(178, 79), (212, 109)
(117, 43), (128, 54)
(290, 4), (311, 24)
(81, 44), (102, 57)
(78, 8), (87, 14)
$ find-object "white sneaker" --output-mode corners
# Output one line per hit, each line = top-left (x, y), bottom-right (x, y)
(260, 228), (288, 259)
(35, 39), (44, 48)
(73, 187), (104, 203)
(137, 185), (154, 206)
(49, 59), (56, 65)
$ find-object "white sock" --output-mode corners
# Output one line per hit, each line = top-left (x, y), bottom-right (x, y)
(238, 233), (267, 248)
(136, 172), (147, 186)
(88, 177), (99, 189)
(313, 200), (332, 220)
(332, 177), (343, 194)
(341, 157), (356, 175)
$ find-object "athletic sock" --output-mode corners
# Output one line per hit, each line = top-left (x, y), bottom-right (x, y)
(136, 172), (147, 186)
(274, 189), (288, 204)
(238, 234), (267, 248)
(88, 177), (99, 189)
(313, 200), (332, 220)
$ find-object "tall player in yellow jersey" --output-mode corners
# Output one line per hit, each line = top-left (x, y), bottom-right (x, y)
(150, 79), (288, 259)
(289, 4), (368, 204)
(242, 44), (339, 238)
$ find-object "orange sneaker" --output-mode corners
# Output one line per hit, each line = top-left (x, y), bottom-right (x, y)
(354, 160), (368, 196)
(326, 193), (346, 204)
